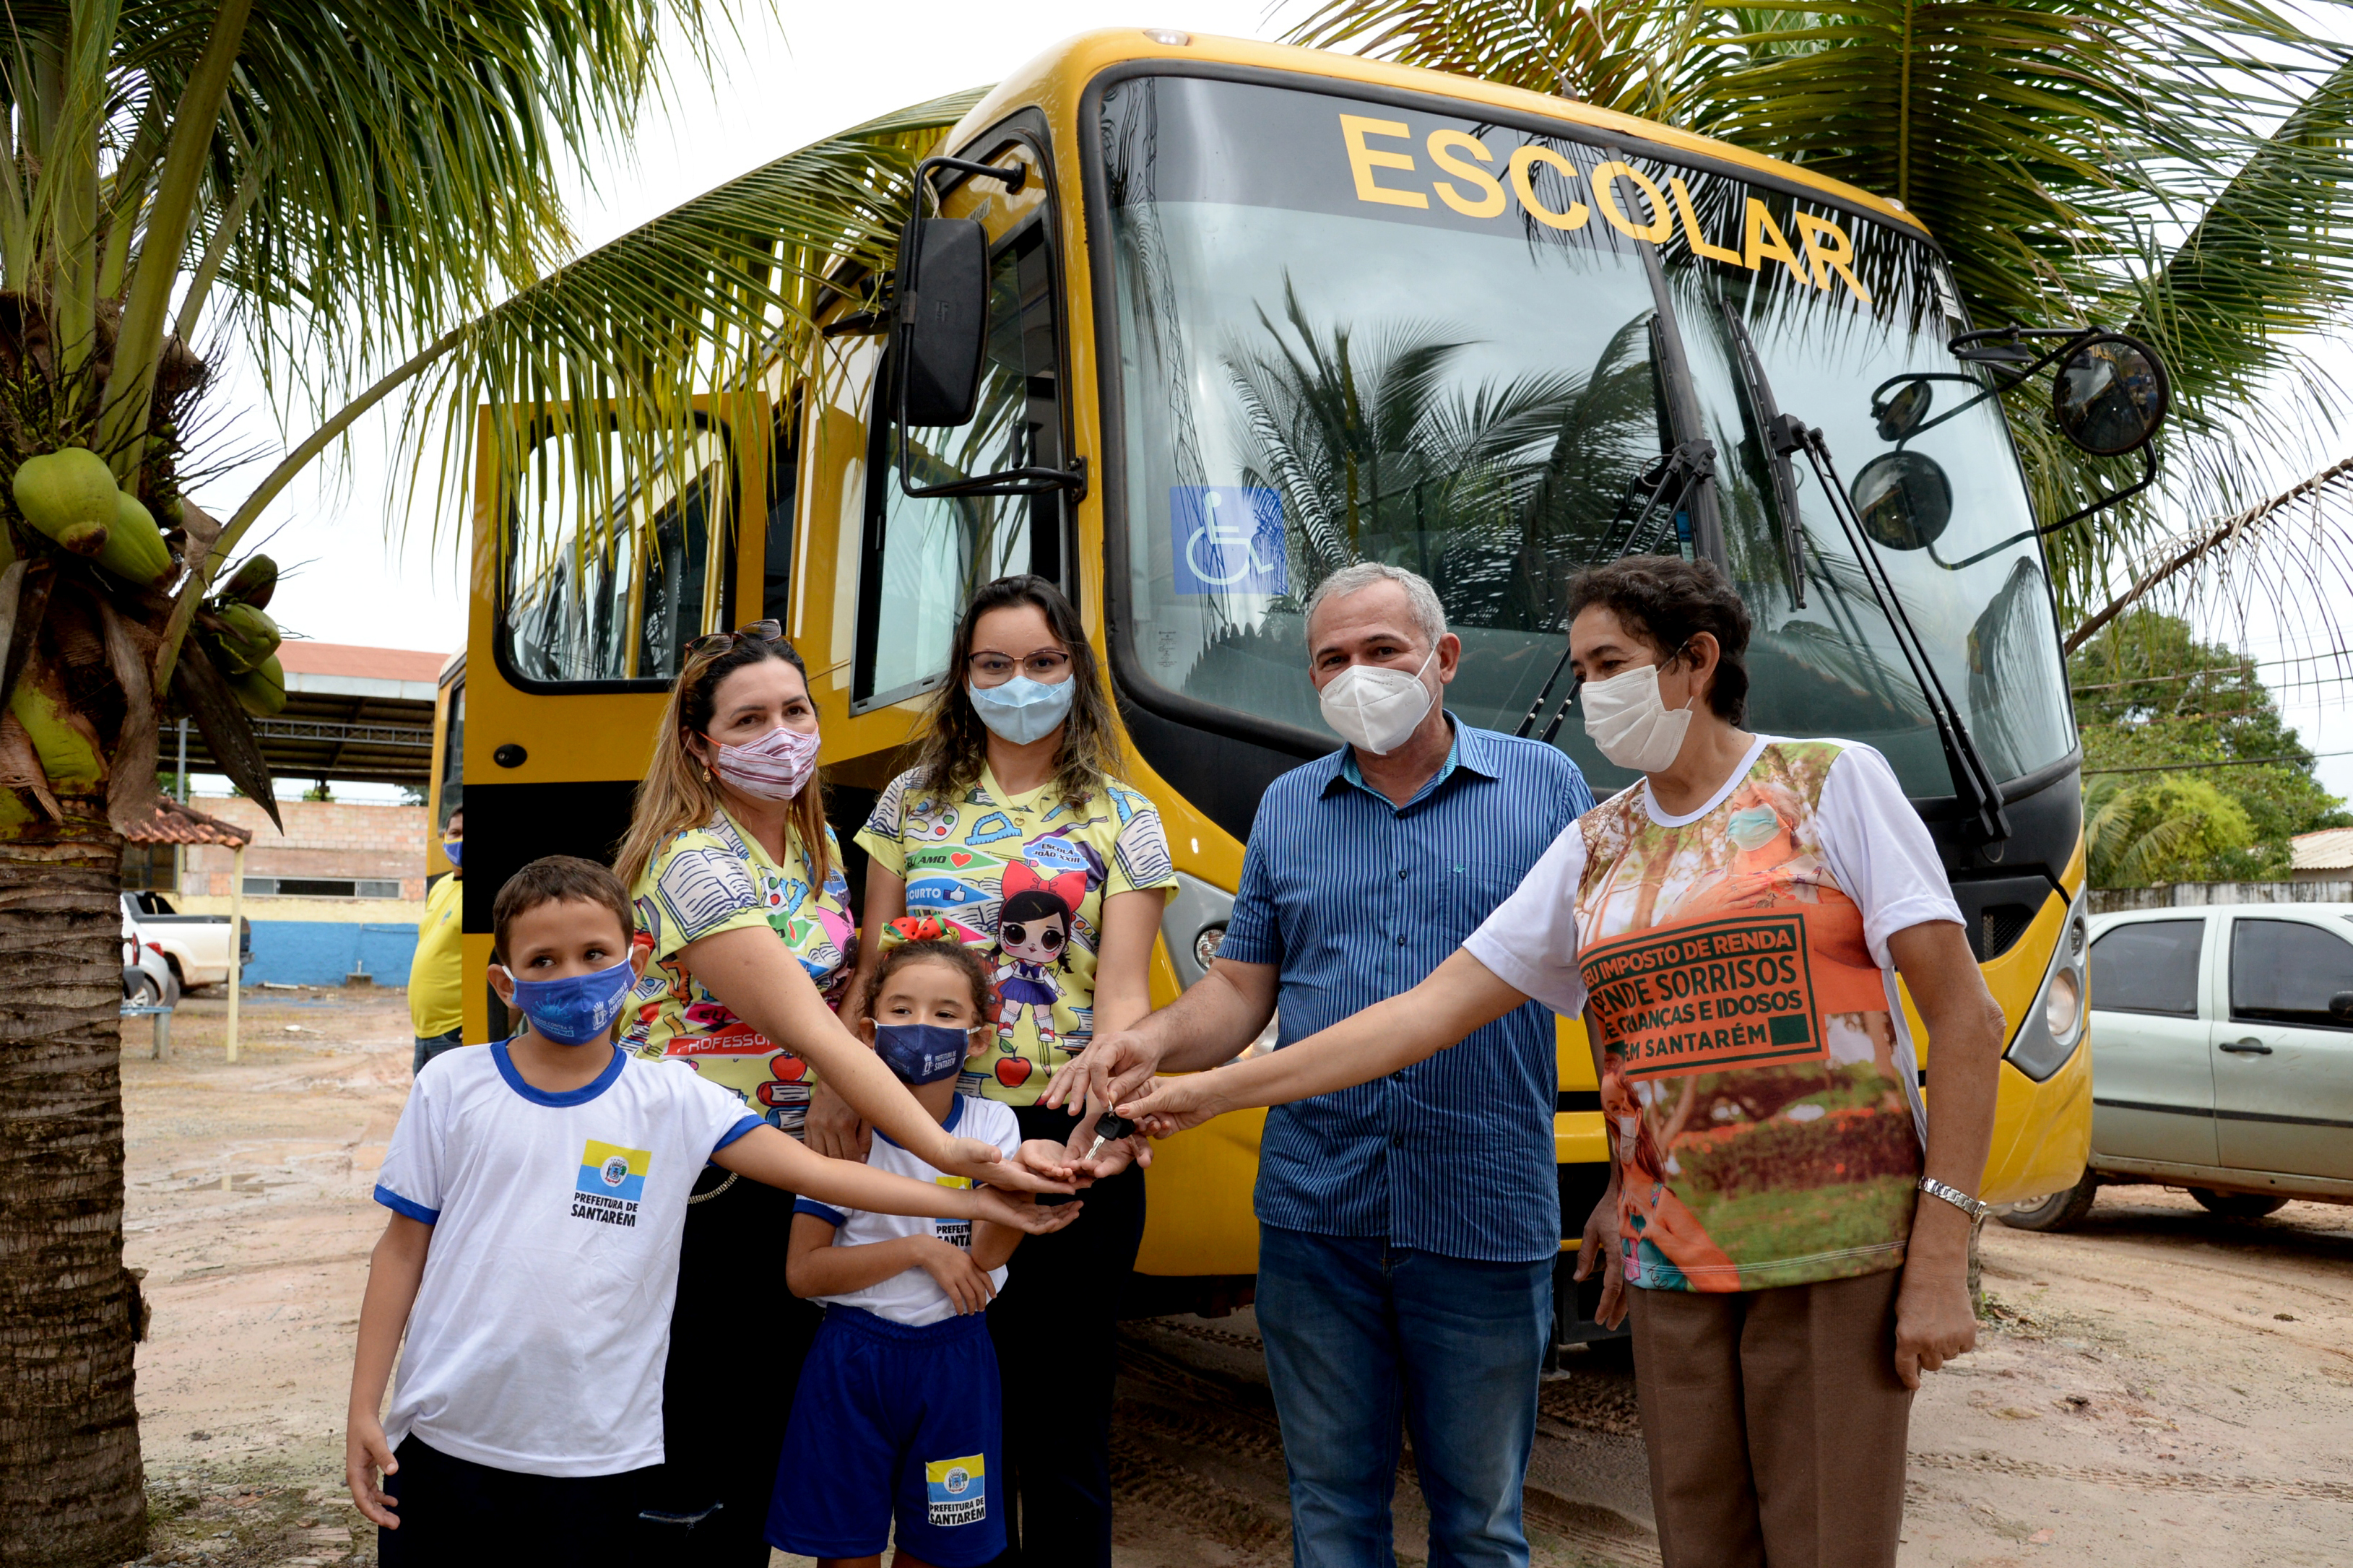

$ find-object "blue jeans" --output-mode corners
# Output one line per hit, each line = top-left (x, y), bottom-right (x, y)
(412, 1028), (464, 1076)
(1257, 1225), (1552, 1568)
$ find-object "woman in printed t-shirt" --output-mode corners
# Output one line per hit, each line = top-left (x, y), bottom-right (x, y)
(608, 623), (1065, 1567)
(805, 574), (1178, 1568)
(1114, 557), (2010, 1568)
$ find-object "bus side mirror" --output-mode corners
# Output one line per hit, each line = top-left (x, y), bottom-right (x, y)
(2052, 334), (2168, 457)
(895, 217), (990, 428)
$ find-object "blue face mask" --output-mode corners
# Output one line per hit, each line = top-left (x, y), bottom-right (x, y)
(1725, 806), (1782, 853)
(874, 1023), (970, 1085)
(968, 675), (1075, 746)
(442, 839), (463, 869)
(501, 957), (636, 1047)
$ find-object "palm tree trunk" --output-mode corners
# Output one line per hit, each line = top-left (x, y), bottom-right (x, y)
(0, 802), (145, 1567)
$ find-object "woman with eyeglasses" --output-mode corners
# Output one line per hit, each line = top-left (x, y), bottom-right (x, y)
(611, 622), (1071, 1566)
(810, 574), (1178, 1567)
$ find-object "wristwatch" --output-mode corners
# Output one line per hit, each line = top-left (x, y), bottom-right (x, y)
(1917, 1175), (1992, 1221)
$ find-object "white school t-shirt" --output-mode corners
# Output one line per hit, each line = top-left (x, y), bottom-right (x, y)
(374, 1039), (760, 1476)
(792, 1094), (1023, 1327)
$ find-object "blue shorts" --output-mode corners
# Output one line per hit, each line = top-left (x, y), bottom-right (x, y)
(766, 1304), (1005, 1567)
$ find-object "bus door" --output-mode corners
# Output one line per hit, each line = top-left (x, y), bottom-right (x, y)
(462, 396), (793, 1039)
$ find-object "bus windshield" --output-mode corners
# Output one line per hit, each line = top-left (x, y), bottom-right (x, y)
(1100, 75), (2076, 799)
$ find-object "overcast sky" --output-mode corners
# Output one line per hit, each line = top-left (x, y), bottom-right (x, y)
(194, 4), (2353, 806)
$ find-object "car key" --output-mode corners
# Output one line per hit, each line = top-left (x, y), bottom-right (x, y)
(1083, 1111), (1135, 1164)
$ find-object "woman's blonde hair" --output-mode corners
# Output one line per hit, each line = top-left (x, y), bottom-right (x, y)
(904, 574), (1121, 810)
(613, 635), (833, 894)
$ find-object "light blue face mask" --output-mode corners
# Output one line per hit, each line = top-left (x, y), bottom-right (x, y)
(1725, 805), (1782, 853)
(968, 675), (1075, 746)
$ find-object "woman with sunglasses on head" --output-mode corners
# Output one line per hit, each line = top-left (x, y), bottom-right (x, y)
(809, 575), (1178, 1567)
(611, 622), (1073, 1566)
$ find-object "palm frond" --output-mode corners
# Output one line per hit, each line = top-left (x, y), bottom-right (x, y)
(402, 87), (982, 555)
(1283, 0), (2353, 641)
(1286, 0), (1684, 118)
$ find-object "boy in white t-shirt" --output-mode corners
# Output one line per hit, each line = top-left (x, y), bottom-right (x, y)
(766, 940), (1044, 1567)
(344, 859), (1080, 1562)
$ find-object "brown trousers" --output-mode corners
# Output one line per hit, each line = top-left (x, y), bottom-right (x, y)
(1628, 1267), (1914, 1568)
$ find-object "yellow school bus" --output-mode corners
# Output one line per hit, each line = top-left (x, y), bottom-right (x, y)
(447, 29), (2110, 1331)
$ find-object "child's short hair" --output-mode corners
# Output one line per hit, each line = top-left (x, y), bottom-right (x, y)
(491, 856), (635, 961)
(862, 939), (992, 1023)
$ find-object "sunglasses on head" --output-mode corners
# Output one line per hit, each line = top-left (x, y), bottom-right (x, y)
(1002, 922), (1065, 952)
(687, 619), (785, 661)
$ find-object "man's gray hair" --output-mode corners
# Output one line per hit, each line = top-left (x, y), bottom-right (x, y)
(1303, 561), (1449, 651)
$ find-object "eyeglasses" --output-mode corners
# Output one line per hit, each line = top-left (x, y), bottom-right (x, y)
(687, 619), (785, 660)
(966, 649), (1072, 684)
(1001, 922), (1065, 952)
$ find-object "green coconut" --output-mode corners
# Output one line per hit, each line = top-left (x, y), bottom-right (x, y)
(92, 490), (174, 585)
(212, 601), (281, 674)
(230, 654), (286, 716)
(220, 553), (277, 610)
(12, 447), (117, 557)
(7, 680), (103, 785)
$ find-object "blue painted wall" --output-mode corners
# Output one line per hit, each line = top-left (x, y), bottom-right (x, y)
(243, 921), (420, 989)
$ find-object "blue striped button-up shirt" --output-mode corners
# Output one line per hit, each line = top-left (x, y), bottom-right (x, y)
(1218, 717), (1595, 1262)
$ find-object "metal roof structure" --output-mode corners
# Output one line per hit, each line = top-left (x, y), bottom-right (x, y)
(175, 641), (449, 789)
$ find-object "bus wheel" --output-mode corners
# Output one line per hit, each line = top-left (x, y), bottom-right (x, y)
(2188, 1187), (2288, 1220)
(1998, 1172), (2099, 1232)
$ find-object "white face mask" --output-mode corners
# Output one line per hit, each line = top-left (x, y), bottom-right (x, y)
(1580, 659), (1696, 774)
(1318, 647), (1436, 756)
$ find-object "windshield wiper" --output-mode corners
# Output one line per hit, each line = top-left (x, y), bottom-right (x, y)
(1714, 302), (2007, 844)
(1773, 411), (2013, 845)
(1718, 303), (1808, 608)
(1514, 438), (1716, 744)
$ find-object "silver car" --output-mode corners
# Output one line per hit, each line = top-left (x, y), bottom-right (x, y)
(2001, 903), (2353, 1229)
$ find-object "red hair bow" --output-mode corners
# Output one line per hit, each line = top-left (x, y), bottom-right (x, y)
(889, 915), (950, 943)
(1002, 859), (1086, 913)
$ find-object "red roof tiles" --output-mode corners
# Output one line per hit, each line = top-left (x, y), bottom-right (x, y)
(121, 801), (255, 848)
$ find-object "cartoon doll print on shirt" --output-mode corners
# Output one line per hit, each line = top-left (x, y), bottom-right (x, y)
(992, 862), (1086, 1054)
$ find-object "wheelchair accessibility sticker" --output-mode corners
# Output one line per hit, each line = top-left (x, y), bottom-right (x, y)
(1171, 487), (1286, 596)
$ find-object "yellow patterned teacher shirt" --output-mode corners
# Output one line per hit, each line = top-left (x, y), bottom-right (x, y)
(620, 808), (854, 1135)
(857, 765), (1178, 1106)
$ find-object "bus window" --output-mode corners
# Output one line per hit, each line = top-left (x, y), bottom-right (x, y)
(1102, 78), (1673, 763)
(501, 423), (736, 687)
(854, 220), (1066, 710)
(438, 674), (464, 830)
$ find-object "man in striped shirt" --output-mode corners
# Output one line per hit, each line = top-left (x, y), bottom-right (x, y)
(1052, 562), (1592, 1567)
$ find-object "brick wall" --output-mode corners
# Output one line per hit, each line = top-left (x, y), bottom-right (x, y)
(182, 796), (430, 900)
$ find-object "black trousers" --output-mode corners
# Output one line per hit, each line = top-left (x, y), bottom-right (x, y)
(378, 1436), (657, 1564)
(986, 1104), (1148, 1568)
(645, 1167), (824, 1565)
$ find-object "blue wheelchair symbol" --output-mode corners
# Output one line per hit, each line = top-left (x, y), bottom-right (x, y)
(1171, 488), (1286, 596)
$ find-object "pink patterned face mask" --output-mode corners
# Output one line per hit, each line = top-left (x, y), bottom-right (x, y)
(706, 723), (820, 800)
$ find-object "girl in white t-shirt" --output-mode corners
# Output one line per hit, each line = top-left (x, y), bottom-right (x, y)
(769, 941), (1057, 1567)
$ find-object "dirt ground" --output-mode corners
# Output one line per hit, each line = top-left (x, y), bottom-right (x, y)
(114, 992), (2353, 1567)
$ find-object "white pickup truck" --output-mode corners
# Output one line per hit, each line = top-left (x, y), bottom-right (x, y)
(121, 891), (252, 992)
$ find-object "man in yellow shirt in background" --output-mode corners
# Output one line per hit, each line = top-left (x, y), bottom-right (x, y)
(409, 804), (464, 1075)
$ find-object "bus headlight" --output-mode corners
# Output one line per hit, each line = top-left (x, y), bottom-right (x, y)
(2043, 967), (2083, 1043)
(2003, 901), (2088, 1083)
